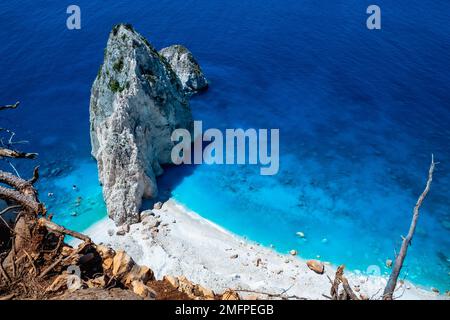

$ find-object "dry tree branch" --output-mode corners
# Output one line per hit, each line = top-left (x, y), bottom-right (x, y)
(0, 186), (40, 213)
(0, 169), (32, 190)
(0, 101), (37, 160)
(383, 154), (437, 300)
(37, 218), (91, 243)
(0, 101), (20, 111)
(0, 148), (38, 160)
(28, 166), (39, 185)
(0, 205), (21, 234)
(39, 241), (90, 279)
(330, 265), (359, 300)
(233, 288), (307, 300)
(7, 160), (21, 178)
(0, 293), (15, 300)
(0, 128), (29, 147)
(0, 205), (21, 216)
(0, 257), (11, 283)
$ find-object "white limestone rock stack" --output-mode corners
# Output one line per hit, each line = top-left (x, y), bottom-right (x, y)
(89, 24), (207, 225)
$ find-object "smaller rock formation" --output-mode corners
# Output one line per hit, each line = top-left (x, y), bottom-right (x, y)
(159, 45), (208, 94)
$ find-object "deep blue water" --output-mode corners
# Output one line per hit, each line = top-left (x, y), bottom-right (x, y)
(1, 1), (449, 291)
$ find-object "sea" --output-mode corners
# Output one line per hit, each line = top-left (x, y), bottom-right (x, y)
(0, 0), (449, 291)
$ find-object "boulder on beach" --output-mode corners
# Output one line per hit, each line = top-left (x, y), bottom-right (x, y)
(306, 259), (325, 274)
(153, 201), (163, 210)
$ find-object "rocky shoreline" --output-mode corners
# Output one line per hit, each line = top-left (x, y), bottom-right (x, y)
(78, 199), (447, 300)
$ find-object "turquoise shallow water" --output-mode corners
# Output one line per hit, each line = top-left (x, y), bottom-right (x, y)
(0, 0), (449, 292)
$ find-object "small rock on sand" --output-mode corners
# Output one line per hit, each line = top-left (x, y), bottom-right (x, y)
(142, 216), (160, 229)
(290, 250), (297, 256)
(116, 224), (130, 236)
(306, 260), (325, 274)
(153, 202), (163, 210)
(230, 254), (238, 259)
(140, 210), (153, 220)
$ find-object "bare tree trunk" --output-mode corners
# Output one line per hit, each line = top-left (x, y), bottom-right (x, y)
(383, 155), (437, 300)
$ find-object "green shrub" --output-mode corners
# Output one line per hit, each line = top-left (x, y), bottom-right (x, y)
(113, 58), (124, 73)
(109, 79), (121, 93)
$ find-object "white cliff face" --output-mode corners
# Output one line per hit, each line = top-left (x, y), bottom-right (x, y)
(159, 45), (208, 94)
(89, 24), (201, 225)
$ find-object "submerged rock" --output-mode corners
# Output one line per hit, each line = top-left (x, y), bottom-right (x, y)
(90, 24), (201, 225)
(296, 231), (305, 238)
(441, 219), (450, 230)
(386, 259), (393, 268)
(159, 44), (208, 94)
